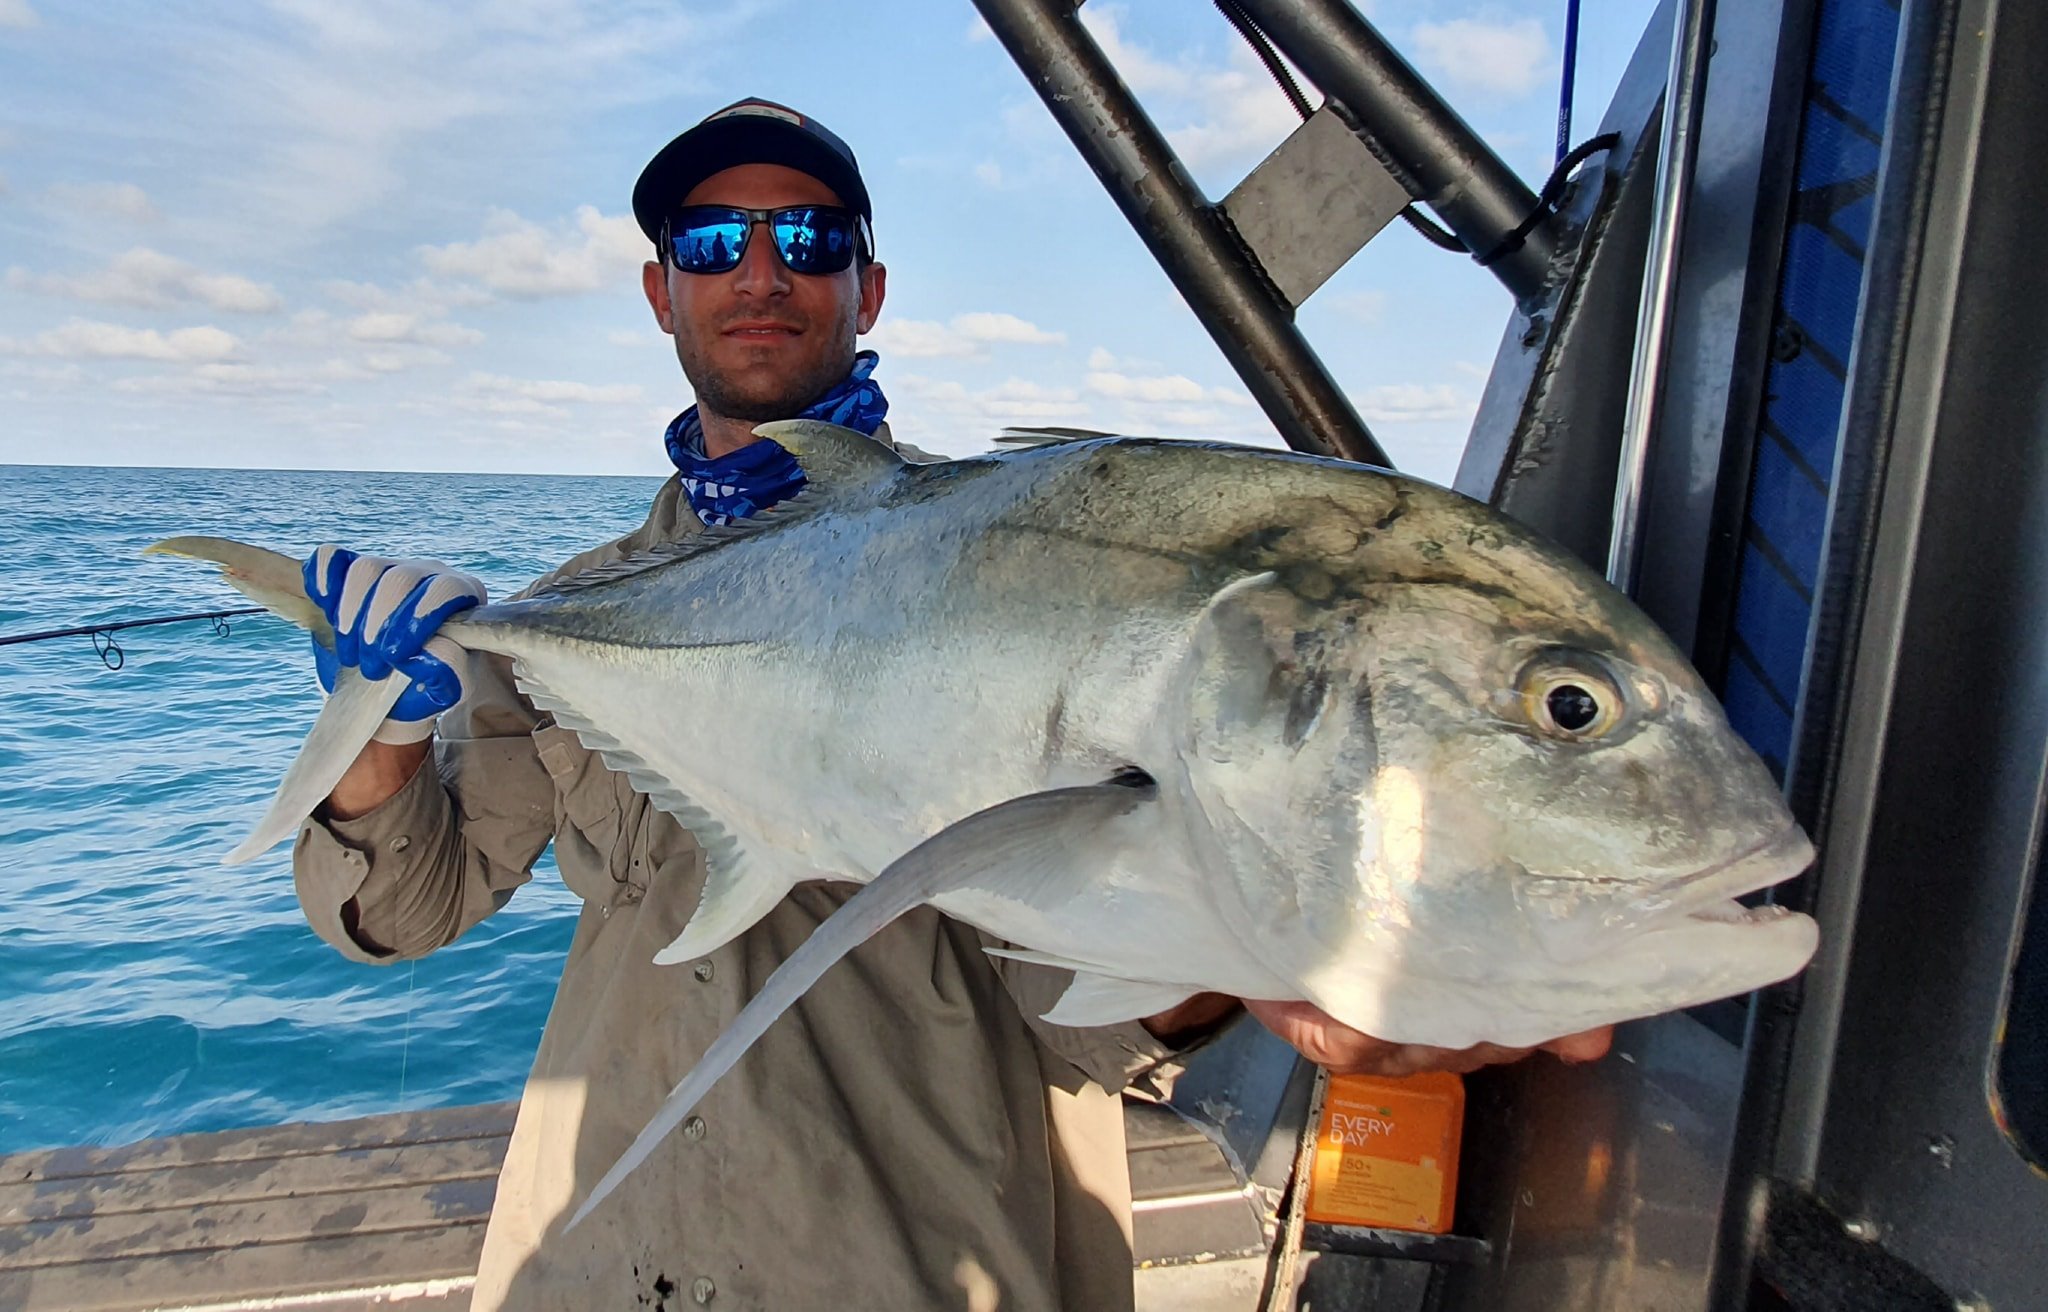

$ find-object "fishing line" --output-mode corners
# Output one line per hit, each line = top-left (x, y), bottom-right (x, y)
(398, 958), (418, 1103)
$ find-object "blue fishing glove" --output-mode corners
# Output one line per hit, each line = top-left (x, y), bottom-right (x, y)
(303, 545), (488, 745)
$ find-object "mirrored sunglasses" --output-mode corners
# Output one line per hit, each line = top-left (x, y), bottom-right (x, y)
(664, 205), (868, 276)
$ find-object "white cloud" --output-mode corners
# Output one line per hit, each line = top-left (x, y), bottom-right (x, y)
(421, 205), (648, 298)
(261, 302), (472, 377)
(345, 311), (481, 348)
(974, 160), (1004, 188)
(1086, 345), (1164, 373)
(867, 312), (1065, 359)
(1, 318), (240, 362)
(45, 181), (158, 221)
(8, 248), (281, 313)
(1323, 289), (1388, 326)
(464, 372), (643, 405)
(887, 373), (1093, 455)
(1077, 5), (1307, 169)
(1410, 18), (1552, 99)
(1356, 383), (1477, 423)
(175, 1), (749, 240)
(1086, 370), (1204, 403)
(113, 359), (368, 397)
(0, 359), (86, 386)
(363, 349), (436, 373)
(1085, 369), (1250, 407)
(1079, 6), (1194, 98)
(867, 320), (976, 359)
(323, 276), (491, 314)
(953, 312), (1064, 346)
(0, 0), (38, 30)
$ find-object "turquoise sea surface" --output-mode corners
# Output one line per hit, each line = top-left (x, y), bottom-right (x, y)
(0, 463), (668, 1153)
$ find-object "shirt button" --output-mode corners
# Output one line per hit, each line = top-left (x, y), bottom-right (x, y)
(693, 961), (715, 983)
(391, 836), (411, 853)
(683, 1116), (706, 1142)
(691, 1276), (716, 1304)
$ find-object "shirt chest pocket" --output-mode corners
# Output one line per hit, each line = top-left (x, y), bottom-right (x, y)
(531, 721), (698, 908)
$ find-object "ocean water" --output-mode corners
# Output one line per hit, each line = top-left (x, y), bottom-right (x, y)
(0, 463), (669, 1154)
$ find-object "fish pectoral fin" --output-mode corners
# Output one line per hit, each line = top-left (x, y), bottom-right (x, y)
(984, 946), (1150, 979)
(984, 946), (1109, 971)
(986, 947), (1203, 1026)
(1041, 973), (1201, 1029)
(565, 772), (1158, 1233)
(752, 419), (906, 493)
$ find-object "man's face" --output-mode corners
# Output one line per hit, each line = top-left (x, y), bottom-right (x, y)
(642, 162), (886, 425)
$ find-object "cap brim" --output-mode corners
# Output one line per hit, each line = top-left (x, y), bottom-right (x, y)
(632, 118), (871, 243)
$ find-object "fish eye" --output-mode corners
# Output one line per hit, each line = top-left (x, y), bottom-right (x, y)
(1516, 655), (1626, 742)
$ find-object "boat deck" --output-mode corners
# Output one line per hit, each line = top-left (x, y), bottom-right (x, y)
(0, 1098), (1267, 1311)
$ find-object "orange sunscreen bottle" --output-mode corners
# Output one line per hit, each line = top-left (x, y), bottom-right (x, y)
(1304, 1071), (1465, 1233)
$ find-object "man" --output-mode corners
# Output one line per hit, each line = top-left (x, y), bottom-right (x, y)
(293, 99), (1610, 1310)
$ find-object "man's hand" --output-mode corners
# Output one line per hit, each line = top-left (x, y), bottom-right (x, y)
(303, 545), (487, 745)
(1243, 997), (1613, 1078)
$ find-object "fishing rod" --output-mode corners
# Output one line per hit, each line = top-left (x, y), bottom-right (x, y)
(0, 607), (268, 670)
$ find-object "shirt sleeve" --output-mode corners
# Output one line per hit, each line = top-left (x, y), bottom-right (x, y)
(291, 652), (557, 963)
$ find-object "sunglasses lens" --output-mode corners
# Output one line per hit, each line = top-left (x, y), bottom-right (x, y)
(772, 208), (857, 274)
(670, 210), (749, 272)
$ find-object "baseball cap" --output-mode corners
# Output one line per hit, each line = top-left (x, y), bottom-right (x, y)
(632, 98), (873, 245)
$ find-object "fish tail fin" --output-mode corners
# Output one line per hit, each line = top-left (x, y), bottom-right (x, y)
(223, 664), (408, 864)
(147, 535), (404, 864)
(144, 535), (334, 647)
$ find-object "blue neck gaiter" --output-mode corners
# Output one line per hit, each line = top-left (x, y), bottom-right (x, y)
(664, 350), (889, 526)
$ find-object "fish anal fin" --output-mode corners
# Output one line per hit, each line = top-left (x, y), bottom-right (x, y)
(511, 665), (777, 958)
(1041, 974), (1199, 1029)
(566, 773), (1158, 1232)
(753, 419), (906, 492)
(655, 871), (791, 966)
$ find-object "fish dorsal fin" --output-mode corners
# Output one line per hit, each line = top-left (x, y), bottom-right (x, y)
(753, 419), (906, 494)
(565, 771), (1158, 1232)
(525, 494), (816, 601)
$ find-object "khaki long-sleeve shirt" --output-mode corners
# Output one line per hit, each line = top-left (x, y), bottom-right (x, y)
(291, 444), (1187, 1311)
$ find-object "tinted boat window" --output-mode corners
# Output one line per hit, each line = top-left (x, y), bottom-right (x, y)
(1995, 839), (2048, 1167)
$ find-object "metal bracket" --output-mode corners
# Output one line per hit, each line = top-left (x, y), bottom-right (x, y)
(1222, 106), (1411, 310)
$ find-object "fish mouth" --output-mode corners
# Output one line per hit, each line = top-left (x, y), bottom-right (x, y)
(1522, 825), (1815, 964)
(1646, 824), (1816, 926)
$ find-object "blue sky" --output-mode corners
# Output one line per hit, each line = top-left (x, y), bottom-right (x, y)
(0, 0), (1655, 486)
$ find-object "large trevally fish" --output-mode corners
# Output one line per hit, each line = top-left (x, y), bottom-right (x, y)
(153, 421), (1818, 1229)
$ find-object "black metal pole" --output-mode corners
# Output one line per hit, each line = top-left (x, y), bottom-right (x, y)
(1232, 0), (1555, 303)
(972, 0), (1390, 466)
